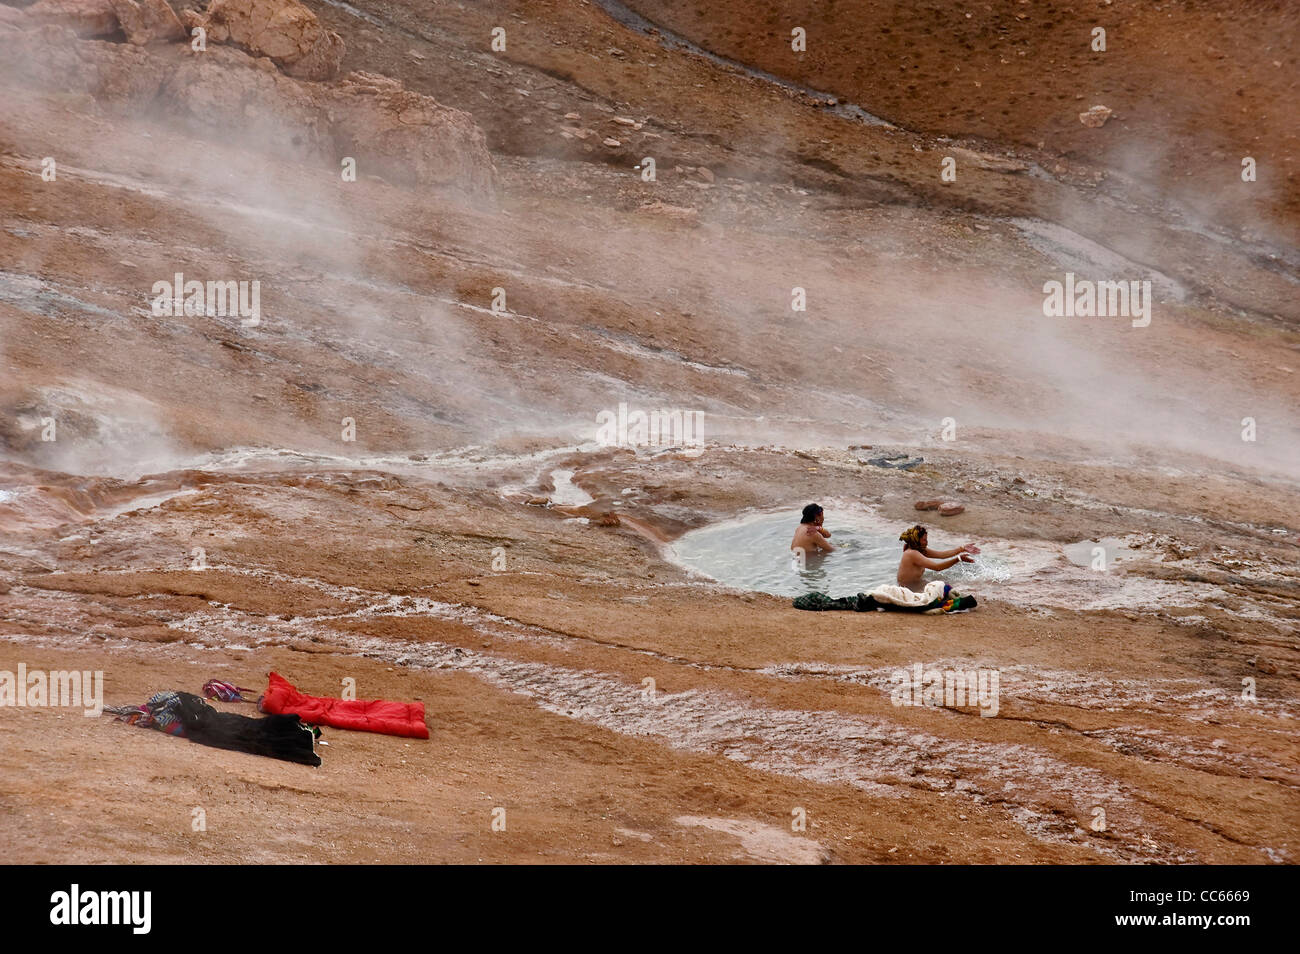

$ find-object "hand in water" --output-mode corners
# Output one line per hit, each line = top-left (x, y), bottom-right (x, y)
(963, 544), (981, 555)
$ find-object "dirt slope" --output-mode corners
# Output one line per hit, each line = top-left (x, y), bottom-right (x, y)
(0, 0), (1296, 864)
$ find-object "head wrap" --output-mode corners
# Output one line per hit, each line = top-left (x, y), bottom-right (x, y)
(899, 525), (927, 549)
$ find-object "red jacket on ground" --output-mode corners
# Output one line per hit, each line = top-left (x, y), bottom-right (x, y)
(261, 672), (429, 739)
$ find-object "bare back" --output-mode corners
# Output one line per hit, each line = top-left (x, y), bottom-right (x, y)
(792, 523), (832, 554)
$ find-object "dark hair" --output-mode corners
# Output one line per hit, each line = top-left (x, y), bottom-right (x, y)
(801, 504), (823, 524)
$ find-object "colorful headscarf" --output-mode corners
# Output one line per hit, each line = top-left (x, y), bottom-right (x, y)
(899, 525), (927, 550)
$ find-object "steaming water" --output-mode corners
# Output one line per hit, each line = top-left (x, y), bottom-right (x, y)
(670, 511), (1008, 597)
(549, 468), (595, 507)
(1063, 537), (1137, 568)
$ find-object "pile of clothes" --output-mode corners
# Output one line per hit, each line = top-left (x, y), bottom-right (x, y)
(104, 672), (429, 766)
(105, 690), (322, 766)
(793, 580), (978, 614)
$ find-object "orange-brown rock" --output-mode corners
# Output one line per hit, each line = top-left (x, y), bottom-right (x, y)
(21, 0), (117, 36)
(108, 0), (182, 44)
(0, 28), (495, 201)
(202, 0), (344, 80)
(329, 71), (496, 199)
(637, 200), (699, 225)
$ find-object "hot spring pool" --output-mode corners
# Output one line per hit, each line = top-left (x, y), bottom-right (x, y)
(669, 510), (1009, 598)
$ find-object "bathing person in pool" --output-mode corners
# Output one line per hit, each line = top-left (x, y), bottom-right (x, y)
(792, 503), (834, 554)
(897, 524), (979, 591)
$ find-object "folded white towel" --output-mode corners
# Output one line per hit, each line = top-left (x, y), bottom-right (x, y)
(869, 580), (948, 607)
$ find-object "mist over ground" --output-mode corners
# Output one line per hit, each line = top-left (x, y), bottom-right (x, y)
(0, 0), (1295, 869)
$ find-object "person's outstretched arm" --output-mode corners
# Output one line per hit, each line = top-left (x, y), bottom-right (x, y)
(918, 553), (969, 570)
(925, 543), (979, 558)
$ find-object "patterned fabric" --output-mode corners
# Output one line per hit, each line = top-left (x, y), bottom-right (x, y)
(936, 593), (977, 613)
(104, 691), (188, 736)
(899, 525), (927, 549)
(202, 679), (258, 703)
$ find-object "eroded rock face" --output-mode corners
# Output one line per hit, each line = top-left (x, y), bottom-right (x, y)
(109, 0), (183, 44)
(3, 24), (167, 99)
(0, 27), (496, 201)
(21, 0), (118, 36)
(330, 71), (497, 199)
(15, 0), (345, 78)
(202, 0), (344, 80)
